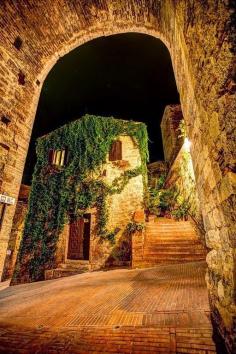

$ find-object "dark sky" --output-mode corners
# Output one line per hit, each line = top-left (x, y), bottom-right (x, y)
(23, 33), (179, 184)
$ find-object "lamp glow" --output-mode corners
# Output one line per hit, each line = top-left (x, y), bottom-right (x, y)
(183, 137), (191, 151)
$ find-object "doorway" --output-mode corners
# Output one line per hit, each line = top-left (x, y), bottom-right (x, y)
(67, 214), (91, 260)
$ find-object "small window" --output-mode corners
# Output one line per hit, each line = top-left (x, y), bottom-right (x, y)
(48, 148), (68, 167)
(1, 115), (11, 126)
(109, 140), (122, 161)
(18, 70), (26, 85)
(13, 36), (23, 50)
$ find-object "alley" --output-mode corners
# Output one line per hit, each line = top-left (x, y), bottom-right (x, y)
(0, 261), (216, 353)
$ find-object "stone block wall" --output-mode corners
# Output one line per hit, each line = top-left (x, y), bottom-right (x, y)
(95, 135), (144, 268)
(165, 144), (205, 244)
(148, 161), (167, 188)
(2, 184), (29, 280)
(55, 135), (144, 270)
(161, 104), (204, 241)
(0, 1), (235, 350)
(160, 104), (184, 166)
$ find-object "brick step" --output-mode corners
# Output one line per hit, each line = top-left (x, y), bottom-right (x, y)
(150, 218), (192, 224)
(146, 232), (196, 236)
(135, 253), (206, 260)
(59, 260), (91, 271)
(133, 259), (204, 267)
(133, 257), (206, 264)
(145, 229), (197, 233)
(145, 238), (199, 243)
(143, 241), (204, 250)
(146, 225), (194, 228)
(143, 241), (204, 247)
(134, 255), (206, 262)
(143, 248), (206, 254)
(144, 243), (200, 248)
(146, 222), (194, 226)
(132, 218), (205, 268)
(146, 228), (195, 232)
(61, 259), (90, 265)
(145, 222), (194, 230)
(145, 234), (199, 241)
(146, 229), (197, 233)
(146, 231), (196, 235)
(142, 248), (206, 254)
(146, 238), (204, 243)
(45, 267), (89, 280)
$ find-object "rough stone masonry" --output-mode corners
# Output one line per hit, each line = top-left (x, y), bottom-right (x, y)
(0, 0), (235, 352)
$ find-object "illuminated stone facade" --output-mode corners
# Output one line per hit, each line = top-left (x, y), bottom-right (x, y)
(161, 104), (205, 244)
(12, 120), (144, 282)
(53, 134), (144, 273)
(0, 1), (235, 351)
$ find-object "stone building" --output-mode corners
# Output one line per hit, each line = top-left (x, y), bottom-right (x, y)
(12, 115), (147, 283)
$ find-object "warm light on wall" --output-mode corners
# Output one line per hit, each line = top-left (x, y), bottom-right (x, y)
(183, 137), (191, 152)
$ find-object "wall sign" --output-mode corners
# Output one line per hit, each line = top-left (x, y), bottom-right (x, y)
(0, 194), (15, 205)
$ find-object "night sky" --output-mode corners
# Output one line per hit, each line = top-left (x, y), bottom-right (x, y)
(23, 33), (179, 184)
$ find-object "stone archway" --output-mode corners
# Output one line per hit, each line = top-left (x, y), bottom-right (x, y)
(0, 1), (235, 351)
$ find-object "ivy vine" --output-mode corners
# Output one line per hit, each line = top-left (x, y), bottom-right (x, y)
(13, 115), (148, 282)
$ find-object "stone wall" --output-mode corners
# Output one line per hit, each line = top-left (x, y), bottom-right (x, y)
(160, 104), (184, 166)
(161, 104), (205, 243)
(55, 135), (144, 270)
(0, 1), (235, 351)
(94, 135), (144, 268)
(165, 144), (205, 244)
(148, 161), (167, 188)
(2, 184), (29, 281)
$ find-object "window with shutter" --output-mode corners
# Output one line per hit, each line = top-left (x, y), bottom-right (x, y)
(48, 147), (68, 167)
(109, 140), (122, 161)
(48, 149), (54, 164)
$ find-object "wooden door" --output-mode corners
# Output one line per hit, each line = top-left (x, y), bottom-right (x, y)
(67, 218), (84, 260)
(83, 214), (91, 260)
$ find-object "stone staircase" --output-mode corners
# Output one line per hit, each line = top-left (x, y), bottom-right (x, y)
(132, 217), (207, 268)
(45, 260), (91, 280)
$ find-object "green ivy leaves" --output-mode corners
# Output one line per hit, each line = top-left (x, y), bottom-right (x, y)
(14, 115), (149, 282)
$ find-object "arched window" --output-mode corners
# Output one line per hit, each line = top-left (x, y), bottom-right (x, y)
(109, 140), (122, 161)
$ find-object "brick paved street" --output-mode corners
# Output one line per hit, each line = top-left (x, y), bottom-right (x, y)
(0, 261), (216, 353)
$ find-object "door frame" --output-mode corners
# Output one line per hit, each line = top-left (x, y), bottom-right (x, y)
(65, 210), (95, 263)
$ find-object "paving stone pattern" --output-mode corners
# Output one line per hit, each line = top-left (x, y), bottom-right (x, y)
(0, 261), (216, 353)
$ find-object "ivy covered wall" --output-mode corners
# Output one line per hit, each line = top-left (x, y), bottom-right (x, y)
(12, 115), (148, 283)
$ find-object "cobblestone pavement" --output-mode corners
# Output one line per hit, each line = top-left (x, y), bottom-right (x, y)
(0, 261), (216, 353)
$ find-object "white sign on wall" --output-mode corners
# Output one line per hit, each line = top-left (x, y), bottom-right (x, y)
(0, 194), (15, 205)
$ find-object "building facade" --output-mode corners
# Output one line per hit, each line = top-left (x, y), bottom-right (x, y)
(12, 115), (147, 283)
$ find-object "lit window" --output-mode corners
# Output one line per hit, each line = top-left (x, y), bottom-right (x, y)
(48, 148), (68, 167)
(109, 140), (122, 161)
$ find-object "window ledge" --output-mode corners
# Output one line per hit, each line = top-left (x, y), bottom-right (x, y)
(111, 160), (130, 169)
